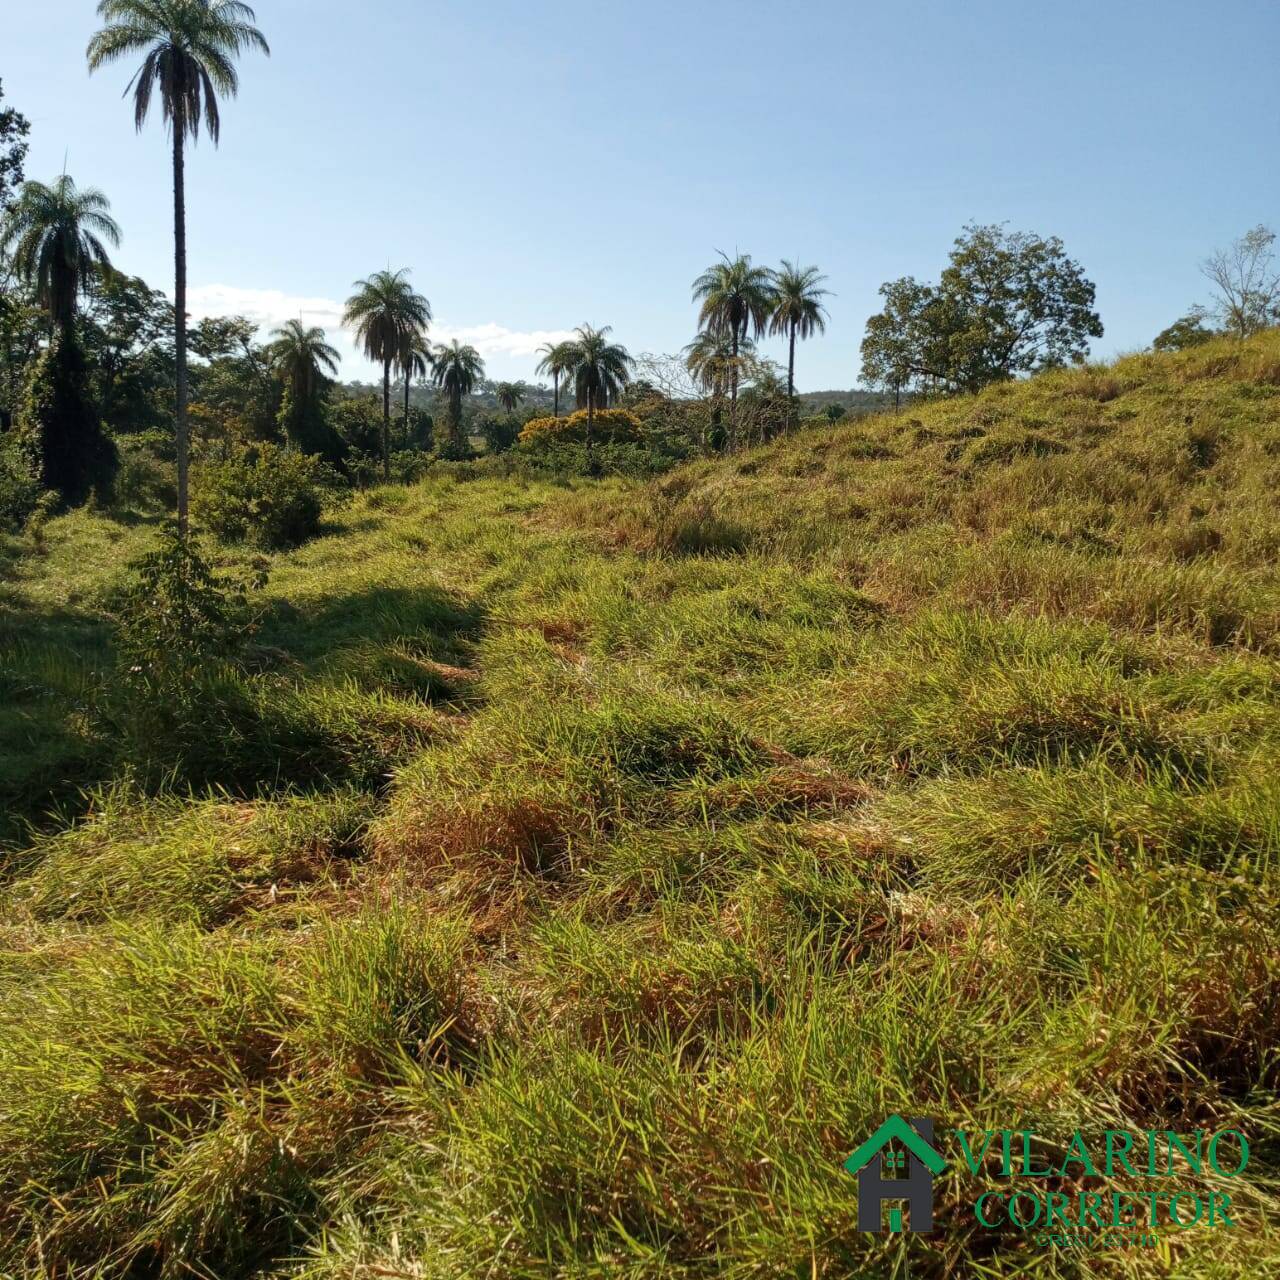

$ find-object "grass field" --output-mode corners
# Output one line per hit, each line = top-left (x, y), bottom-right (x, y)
(1, 332), (1279, 1278)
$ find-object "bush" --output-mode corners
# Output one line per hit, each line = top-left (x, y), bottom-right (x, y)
(0, 427), (41, 532)
(519, 407), (642, 445)
(193, 442), (329, 548)
(478, 414), (521, 454)
(112, 525), (265, 715)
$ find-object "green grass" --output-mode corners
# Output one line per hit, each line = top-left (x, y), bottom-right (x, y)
(1, 333), (1279, 1277)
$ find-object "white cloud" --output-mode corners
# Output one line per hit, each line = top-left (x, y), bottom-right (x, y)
(184, 284), (576, 379)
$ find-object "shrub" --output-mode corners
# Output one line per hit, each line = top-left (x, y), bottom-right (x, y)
(193, 442), (329, 548)
(112, 525), (265, 716)
(478, 414), (521, 454)
(0, 426), (41, 532)
(519, 407), (642, 445)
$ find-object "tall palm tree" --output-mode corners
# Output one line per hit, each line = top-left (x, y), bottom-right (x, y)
(535, 340), (575, 418)
(562, 324), (632, 468)
(691, 252), (776, 450)
(769, 260), (830, 418)
(2, 176), (121, 329)
(88, 0), (269, 533)
(494, 381), (524, 416)
(431, 339), (485, 454)
(399, 330), (432, 447)
(343, 269), (431, 479)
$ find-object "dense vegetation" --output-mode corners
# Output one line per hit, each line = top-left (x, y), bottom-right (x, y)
(2, 332), (1278, 1277)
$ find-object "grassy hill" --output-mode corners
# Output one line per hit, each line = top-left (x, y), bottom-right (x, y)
(1, 333), (1279, 1278)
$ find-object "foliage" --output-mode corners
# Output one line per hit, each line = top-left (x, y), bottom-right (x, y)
(188, 316), (280, 444)
(431, 339), (484, 454)
(1153, 306), (1217, 352)
(193, 441), (328, 548)
(769, 259), (829, 401)
(861, 222), (1103, 395)
(0, 77), (31, 213)
(80, 267), (175, 433)
(477, 413), (521, 454)
(17, 325), (118, 506)
(1, 174), (120, 326)
(343, 269), (430, 478)
(560, 323), (633, 417)
(493, 380), (525, 415)
(268, 320), (342, 458)
(112, 523), (264, 712)
(519, 407), (641, 445)
(0, 423), (41, 531)
(0, 282), (44, 424)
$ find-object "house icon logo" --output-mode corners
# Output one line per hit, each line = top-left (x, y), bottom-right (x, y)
(844, 1115), (947, 1233)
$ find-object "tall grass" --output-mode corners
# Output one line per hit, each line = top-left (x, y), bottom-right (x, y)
(1, 334), (1279, 1276)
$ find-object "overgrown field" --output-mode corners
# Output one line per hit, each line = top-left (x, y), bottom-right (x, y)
(2, 334), (1279, 1278)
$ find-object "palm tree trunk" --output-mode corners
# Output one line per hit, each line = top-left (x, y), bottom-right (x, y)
(381, 357), (391, 479)
(586, 389), (595, 469)
(173, 122), (189, 533)
(403, 370), (411, 449)
(729, 329), (739, 452)
(787, 323), (797, 431)
(553, 373), (559, 418)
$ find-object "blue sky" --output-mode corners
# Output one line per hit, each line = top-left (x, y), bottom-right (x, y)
(7, 0), (1279, 387)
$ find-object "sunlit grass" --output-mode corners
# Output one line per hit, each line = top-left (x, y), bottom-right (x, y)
(1, 333), (1279, 1276)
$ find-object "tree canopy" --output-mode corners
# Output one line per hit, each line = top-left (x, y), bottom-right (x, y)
(860, 223), (1103, 395)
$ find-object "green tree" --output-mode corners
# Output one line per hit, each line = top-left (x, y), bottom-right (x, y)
(0, 79), (31, 214)
(343, 269), (431, 478)
(267, 319), (339, 455)
(430, 339), (484, 457)
(88, 0), (270, 534)
(80, 269), (174, 434)
(535, 340), (575, 417)
(768, 260), (829, 415)
(2, 176), (120, 329)
(1153, 307), (1217, 352)
(494, 381), (525, 416)
(562, 324), (633, 469)
(691, 253), (775, 449)
(861, 224), (1103, 395)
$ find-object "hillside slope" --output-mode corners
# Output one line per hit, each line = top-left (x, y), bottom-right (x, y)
(1, 334), (1279, 1278)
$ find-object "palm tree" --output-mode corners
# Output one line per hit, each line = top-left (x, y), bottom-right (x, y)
(267, 319), (338, 452)
(494, 381), (524, 416)
(683, 330), (756, 398)
(562, 324), (632, 468)
(268, 319), (339, 398)
(343, 269), (431, 479)
(87, 0), (269, 533)
(535, 340), (575, 417)
(399, 331), (432, 447)
(684, 330), (755, 452)
(2, 176), (121, 329)
(691, 252), (776, 449)
(431, 339), (485, 455)
(769, 260), (830, 420)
